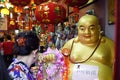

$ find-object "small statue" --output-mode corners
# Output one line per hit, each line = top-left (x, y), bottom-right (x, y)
(62, 14), (114, 80)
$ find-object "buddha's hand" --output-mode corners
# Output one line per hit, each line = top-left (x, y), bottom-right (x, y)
(43, 53), (56, 63)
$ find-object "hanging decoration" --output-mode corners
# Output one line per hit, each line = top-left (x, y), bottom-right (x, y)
(73, 6), (79, 13)
(65, 0), (89, 24)
(61, 48), (71, 80)
(9, 0), (31, 7)
(35, 1), (66, 24)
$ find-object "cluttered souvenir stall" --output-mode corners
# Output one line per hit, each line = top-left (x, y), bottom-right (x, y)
(1, 0), (117, 80)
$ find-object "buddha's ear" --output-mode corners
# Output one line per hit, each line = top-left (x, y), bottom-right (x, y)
(97, 25), (103, 35)
(97, 25), (101, 32)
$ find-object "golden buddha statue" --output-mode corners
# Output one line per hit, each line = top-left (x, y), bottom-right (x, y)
(62, 14), (114, 80)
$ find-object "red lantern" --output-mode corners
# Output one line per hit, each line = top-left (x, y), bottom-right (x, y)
(35, 1), (66, 24)
(65, 0), (89, 7)
(9, 0), (31, 7)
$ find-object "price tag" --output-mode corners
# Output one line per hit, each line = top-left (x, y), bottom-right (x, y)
(72, 64), (99, 80)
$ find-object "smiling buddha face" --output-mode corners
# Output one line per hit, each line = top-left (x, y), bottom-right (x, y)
(77, 14), (101, 45)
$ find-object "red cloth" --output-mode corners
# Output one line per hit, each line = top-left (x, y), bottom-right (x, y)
(3, 41), (14, 55)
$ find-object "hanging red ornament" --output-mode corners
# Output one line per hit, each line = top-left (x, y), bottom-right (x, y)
(73, 6), (79, 13)
(35, 1), (66, 24)
(9, 0), (31, 7)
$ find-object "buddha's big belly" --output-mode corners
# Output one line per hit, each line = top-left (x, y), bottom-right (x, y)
(68, 61), (112, 80)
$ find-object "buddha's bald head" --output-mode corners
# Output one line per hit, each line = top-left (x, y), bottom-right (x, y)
(78, 14), (100, 27)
